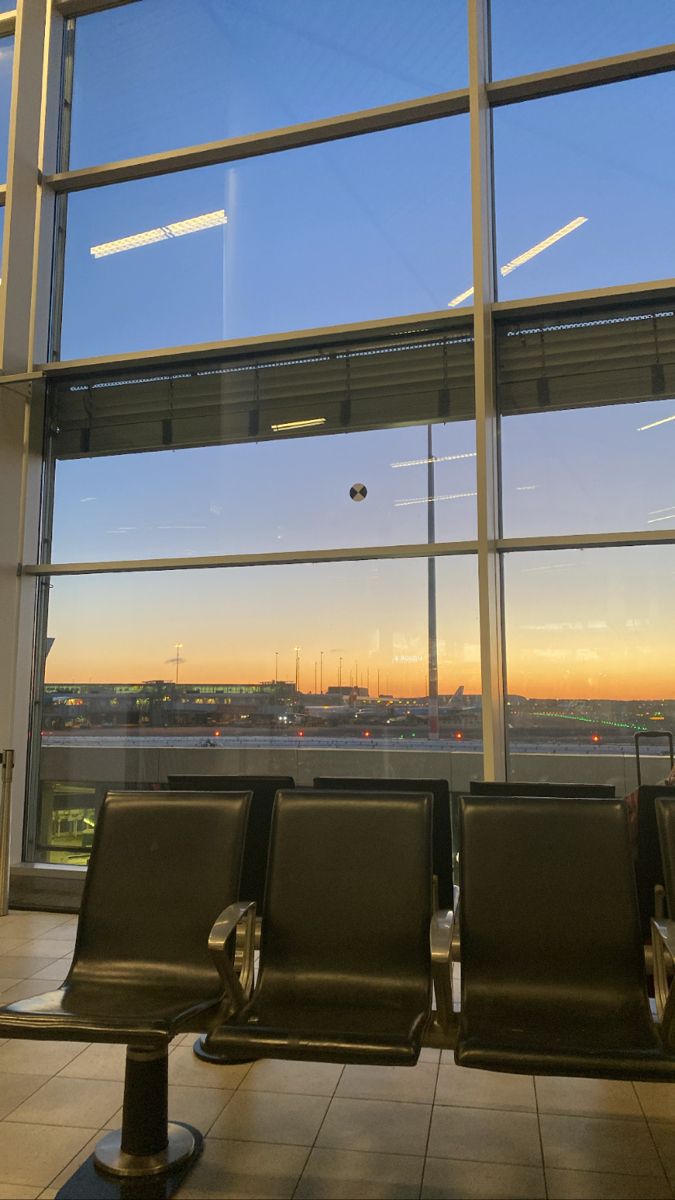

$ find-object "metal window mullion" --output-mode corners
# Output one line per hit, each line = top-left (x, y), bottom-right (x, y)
(470, 0), (507, 781)
(45, 89), (471, 194)
(22, 540), (480, 578)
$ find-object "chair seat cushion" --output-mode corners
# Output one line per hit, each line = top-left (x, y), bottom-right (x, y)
(205, 998), (429, 1065)
(456, 1000), (675, 1082)
(0, 983), (224, 1045)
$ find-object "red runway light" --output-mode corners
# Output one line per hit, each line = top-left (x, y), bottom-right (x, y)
(297, 730), (305, 737)
(363, 730), (371, 738)
(591, 733), (601, 743)
(454, 730), (464, 740)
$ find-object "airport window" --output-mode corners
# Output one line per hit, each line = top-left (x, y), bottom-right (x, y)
(68, 0), (467, 169)
(498, 306), (675, 538)
(2, 2), (675, 886)
(0, 35), (13, 183)
(30, 554), (481, 863)
(493, 74), (675, 301)
(58, 117), (470, 359)
(503, 545), (675, 768)
(490, 0), (675, 78)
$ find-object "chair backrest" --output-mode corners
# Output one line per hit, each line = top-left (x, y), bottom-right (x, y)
(68, 791), (250, 995)
(469, 780), (616, 798)
(259, 790), (433, 1009)
(167, 775), (295, 909)
(654, 790), (675, 917)
(459, 794), (649, 1019)
(313, 776), (452, 908)
(633, 786), (675, 937)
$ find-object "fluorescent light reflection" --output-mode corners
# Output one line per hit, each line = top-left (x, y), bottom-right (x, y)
(637, 414), (675, 432)
(394, 490), (477, 507)
(270, 417), (326, 432)
(390, 452), (476, 469)
(448, 215), (588, 307)
(90, 210), (227, 258)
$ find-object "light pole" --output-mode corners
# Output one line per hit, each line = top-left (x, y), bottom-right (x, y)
(174, 643), (183, 686)
(427, 424), (440, 739)
(294, 647), (300, 694)
(320, 650), (324, 694)
(338, 657), (343, 687)
(275, 650), (278, 683)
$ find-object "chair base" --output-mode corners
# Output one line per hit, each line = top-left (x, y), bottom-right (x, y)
(192, 1034), (254, 1064)
(55, 1124), (203, 1200)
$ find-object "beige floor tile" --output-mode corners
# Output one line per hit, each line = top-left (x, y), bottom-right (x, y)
(539, 1113), (664, 1176)
(419, 1048), (441, 1064)
(428, 1106), (542, 1166)
(6, 1075), (124, 1128)
(0, 1122), (95, 1188)
(0, 1039), (87, 1075)
(296, 1147), (423, 1199)
(0, 1072), (52, 1119)
(337, 1062), (438, 1105)
(546, 1166), (671, 1198)
(176, 1137), (308, 1198)
(0, 915), (72, 937)
(645, 1120), (675, 1182)
(169, 1045), (253, 1090)
(59, 1041), (127, 1081)
(0, 938), (33, 954)
(436, 1063), (536, 1111)
(0, 981), (64, 1005)
(46, 1132), (100, 1191)
(241, 1059), (343, 1096)
(13, 939), (75, 959)
(536, 1076), (642, 1119)
(167, 1085), (235, 1133)
(422, 1157), (546, 1199)
(317, 1097), (431, 1156)
(209, 1090), (328, 1146)
(37, 1191), (57, 1199)
(42, 923), (78, 941)
(0, 1186), (41, 1199)
(28, 960), (71, 982)
(0, 956), (64, 978)
(635, 1080), (675, 1121)
(0, 976), (22, 992)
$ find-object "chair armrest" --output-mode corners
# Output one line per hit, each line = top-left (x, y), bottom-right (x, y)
(430, 909), (455, 1038)
(208, 901), (256, 1012)
(651, 918), (675, 1020)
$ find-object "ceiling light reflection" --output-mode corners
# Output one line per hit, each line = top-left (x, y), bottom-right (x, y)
(270, 417), (327, 432)
(448, 215), (588, 307)
(637, 414), (675, 432)
(391, 452), (476, 468)
(90, 210), (227, 258)
(394, 490), (477, 507)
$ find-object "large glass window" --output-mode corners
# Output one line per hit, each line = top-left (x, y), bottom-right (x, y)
(503, 546), (675, 762)
(32, 554), (481, 863)
(494, 75), (675, 300)
(60, 117), (470, 358)
(68, 0), (467, 168)
(491, 0), (675, 79)
(498, 307), (675, 537)
(0, 35), (13, 182)
(52, 420), (478, 562)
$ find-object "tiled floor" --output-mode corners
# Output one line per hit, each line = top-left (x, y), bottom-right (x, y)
(1, 910), (675, 1199)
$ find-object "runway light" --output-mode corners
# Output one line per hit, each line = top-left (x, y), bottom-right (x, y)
(297, 729), (305, 737)
(591, 733), (601, 744)
(454, 730), (464, 740)
(363, 730), (371, 738)
(214, 730), (221, 737)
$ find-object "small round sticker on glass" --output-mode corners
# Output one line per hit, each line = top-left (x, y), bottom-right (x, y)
(350, 483), (367, 502)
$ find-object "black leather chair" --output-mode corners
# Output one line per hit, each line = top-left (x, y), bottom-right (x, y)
(651, 794), (675, 1018)
(456, 794), (675, 1080)
(630, 785), (675, 939)
(468, 780), (616, 798)
(167, 774), (294, 915)
(313, 776), (453, 908)
(199, 789), (445, 1065)
(0, 791), (251, 1198)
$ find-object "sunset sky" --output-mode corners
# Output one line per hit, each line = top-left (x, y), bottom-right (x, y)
(42, 0), (675, 701)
